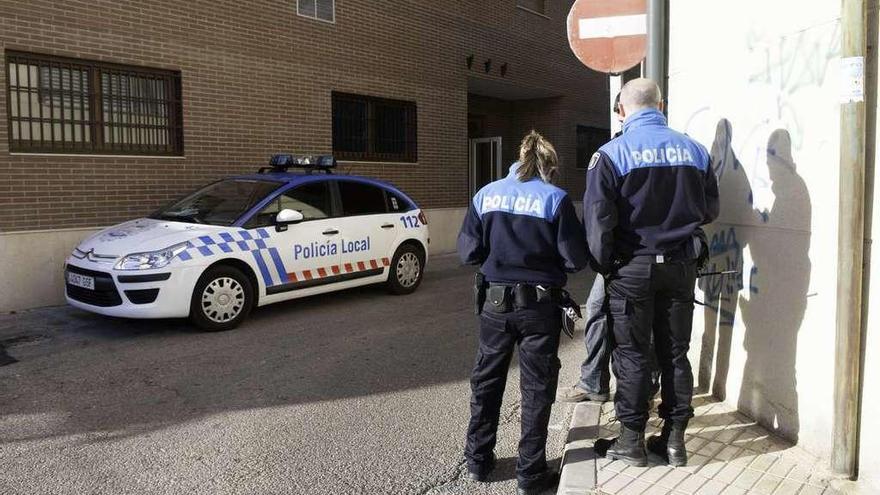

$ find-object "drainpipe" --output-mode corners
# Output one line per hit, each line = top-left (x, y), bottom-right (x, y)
(645, 0), (669, 109)
(833, 0), (867, 479)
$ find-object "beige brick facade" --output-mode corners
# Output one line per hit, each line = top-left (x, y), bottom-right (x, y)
(0, 0), (607, 232)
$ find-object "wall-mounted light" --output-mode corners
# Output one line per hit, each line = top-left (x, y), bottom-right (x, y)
(467, 55), (474, 69)
(500, 63), (508, 77)
(484, 59), (492, 74)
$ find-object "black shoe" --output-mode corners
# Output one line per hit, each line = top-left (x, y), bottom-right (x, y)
(516, 470), (558, 495)
(466, 453), (496, 482)
(594, 424), (647, 467)
(647, 420), (688, 467)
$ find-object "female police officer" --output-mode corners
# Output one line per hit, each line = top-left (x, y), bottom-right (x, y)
(458, 131), (588, 495)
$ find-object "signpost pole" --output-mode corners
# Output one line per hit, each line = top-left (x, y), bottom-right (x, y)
(646, 0), (668, 108)
(609, 74), (622, 138)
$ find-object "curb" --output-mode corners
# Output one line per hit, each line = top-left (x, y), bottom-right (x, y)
(558, 401), (603, 494)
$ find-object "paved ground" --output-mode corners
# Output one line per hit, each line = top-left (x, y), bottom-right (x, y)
(0, 254), (594, 495)
(580, 397), (840, 495)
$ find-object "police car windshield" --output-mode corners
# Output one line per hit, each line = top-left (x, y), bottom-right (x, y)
(151, 179), (282, 226)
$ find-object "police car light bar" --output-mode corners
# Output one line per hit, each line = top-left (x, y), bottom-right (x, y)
(260, 154), (337, 174)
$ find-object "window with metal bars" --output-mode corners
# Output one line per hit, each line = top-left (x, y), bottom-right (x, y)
(332, 92), (417, 163)
(5, 51), (183, 155)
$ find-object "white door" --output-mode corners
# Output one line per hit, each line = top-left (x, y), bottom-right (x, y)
(244, 181), (341, 295)
(333, 179), (397, 277)
(469, 137), (503, 196)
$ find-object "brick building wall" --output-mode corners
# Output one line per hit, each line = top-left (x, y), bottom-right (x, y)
(0, 0), (608, 232)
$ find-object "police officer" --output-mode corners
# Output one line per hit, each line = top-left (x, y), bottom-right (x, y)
(558, 92), (660, 406)
(585, 79), (719, 467)
(459, 131), (588, 494)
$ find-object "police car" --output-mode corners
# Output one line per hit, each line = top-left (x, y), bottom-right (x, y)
(64, 155), (429, 331)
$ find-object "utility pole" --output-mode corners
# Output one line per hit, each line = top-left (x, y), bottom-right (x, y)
(833, 0), (867, 479)
(645, 0), (668, 109)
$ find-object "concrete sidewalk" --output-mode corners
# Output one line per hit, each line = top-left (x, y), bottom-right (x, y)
(559, 395), (841, 495)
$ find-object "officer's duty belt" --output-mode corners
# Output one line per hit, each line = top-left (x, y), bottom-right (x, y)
(629, 247), (692, 264)
(485, 283), (561, 313)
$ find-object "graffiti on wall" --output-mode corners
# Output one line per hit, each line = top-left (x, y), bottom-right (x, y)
(685, 20), (839, 222)
(700, 227), (757, 327)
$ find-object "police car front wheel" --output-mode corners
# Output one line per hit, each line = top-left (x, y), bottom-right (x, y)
(190, 265), (254, 331)
(386, 244), (425, 295)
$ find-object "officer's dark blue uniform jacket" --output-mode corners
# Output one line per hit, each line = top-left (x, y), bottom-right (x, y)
(458, 164), (588, 287)
(584, 108), (720, 272)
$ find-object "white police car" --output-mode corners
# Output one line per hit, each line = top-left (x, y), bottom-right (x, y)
(64, 155), (429, 331)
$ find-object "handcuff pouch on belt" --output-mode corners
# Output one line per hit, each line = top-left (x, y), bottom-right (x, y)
(487, 285), (513, 313)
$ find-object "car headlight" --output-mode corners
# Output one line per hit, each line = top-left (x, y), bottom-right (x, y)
(115, 243), (190, 271)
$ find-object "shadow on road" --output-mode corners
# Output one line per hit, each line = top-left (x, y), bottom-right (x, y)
(0, 255), (592, 447)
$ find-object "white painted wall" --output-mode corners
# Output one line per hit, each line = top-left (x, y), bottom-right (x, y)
(858, 18), (880, 490)
(669, 0), (841, 460)
(860, 157), (880, 491)
(423, 207), (467, 256)
(0, 227), (100, 312)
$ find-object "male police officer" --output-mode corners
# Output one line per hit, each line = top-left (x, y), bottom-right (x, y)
(459, 131), (588, 494)
(585, 79), (719, 467)
(559, 92), (660, 405)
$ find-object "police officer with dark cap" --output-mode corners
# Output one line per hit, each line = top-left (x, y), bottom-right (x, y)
(585, 79), (719, 467)
(459, 130), (588, 494)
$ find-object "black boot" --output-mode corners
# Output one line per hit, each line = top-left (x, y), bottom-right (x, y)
(466, 453), (496, 482)
(516, 470), (558, 495)
(594, 424), (647, 467)
(647, 420), (688, 467)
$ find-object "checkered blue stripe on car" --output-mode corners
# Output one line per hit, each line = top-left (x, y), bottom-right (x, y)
(177, 228), (271, 261)
(175, 228), (283, 287)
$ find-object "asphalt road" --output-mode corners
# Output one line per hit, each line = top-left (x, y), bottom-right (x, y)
(0, 254), (595, 495)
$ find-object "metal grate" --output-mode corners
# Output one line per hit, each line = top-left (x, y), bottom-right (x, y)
(65, 265), (122, 307)
(332, 92), (417, 163)
(6, 51), (183, 155)
(125, 289), (160, 305)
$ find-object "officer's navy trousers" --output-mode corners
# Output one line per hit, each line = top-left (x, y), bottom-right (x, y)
(606, 259), (698, 430)
(465, 302), (561, 486)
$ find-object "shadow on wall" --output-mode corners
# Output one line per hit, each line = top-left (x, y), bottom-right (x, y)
(698, 120), (811, 443)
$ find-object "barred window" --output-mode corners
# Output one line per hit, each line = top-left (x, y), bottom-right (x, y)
(576, 125), (610, 169)
(5, 52), (183, 155)
(297, 0), (335, 22)
(332, 92), (417, 163)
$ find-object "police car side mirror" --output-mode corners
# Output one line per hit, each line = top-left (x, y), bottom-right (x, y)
(275, 209), (304, 232)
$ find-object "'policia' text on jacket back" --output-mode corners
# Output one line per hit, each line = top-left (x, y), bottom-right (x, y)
(458, 164), (588, 287)
(583, 108), (720, 272)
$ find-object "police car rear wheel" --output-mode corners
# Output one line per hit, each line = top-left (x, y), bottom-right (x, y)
(190, 266), (254, 331)
(386, 245), (424, 295)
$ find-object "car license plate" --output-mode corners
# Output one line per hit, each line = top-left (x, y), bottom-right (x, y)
(67, 272), (95, 290)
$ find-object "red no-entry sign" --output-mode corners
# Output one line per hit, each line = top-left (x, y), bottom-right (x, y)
(567, 0), (648, 74)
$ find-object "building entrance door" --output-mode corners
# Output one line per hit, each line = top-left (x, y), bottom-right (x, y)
(469, 137), (503, 197)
